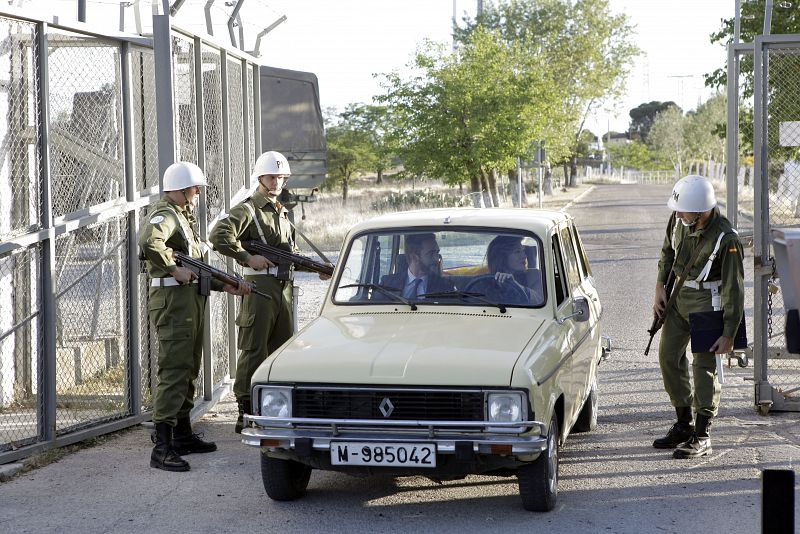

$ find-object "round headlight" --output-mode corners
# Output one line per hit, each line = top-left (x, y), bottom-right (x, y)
(260, 390), (290, 418)
(489, 395), (522, 422)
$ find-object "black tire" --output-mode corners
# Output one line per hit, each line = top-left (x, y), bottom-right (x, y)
(260, 451), (312, 501)
(572, 379), (598, 433)
(518, 411), (558, 512)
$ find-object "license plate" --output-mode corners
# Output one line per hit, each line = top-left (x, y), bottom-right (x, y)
(331, 442), (436, 468)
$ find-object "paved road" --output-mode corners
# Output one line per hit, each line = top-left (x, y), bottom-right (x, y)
(2, 183), (799, 533)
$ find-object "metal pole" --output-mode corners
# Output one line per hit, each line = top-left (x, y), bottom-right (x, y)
(220, 50), (236, 378)
(36, 21), (57, 444)
(153, 14), (176, 185)
(193, 37), (213, 401)
(763, 0), (773, 36)
(227, 0), (245, 48)
(516, 158), (522, 208)
(120, 42), (142, 415)
(205, 0), (215, 36)
(251, 15), (287, 57)
(78, 0), (86, 22)
(253, 63), (262, 154)
(726, 42), (739, 228)
(170, 0), (187, 16)
(119, 2), (125, 32)
(734, 0), (741, 43)
(752, 36), (771, 408)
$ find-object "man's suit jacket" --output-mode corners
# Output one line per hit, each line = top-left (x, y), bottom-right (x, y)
(380, 272), (455, 296)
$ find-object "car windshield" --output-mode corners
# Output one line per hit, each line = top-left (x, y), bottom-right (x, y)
(333, 229), (546, 308)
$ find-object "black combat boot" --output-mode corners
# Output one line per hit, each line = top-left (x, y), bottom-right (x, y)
(172, 416), (217, 455)
(673, 414), (712, 459)
(235, 398), (250, 434)
(653, 406), (694, 449)
(150, 422), (190, 472)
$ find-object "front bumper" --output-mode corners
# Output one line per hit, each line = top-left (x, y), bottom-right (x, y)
(241, 415), (547, 456)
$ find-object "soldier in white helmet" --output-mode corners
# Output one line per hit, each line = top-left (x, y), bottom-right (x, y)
(210, 151), (328, 433)
(138, 162), (249, 472)
(652, 175), (744, 458)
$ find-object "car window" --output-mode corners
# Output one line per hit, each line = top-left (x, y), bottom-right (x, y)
(333, 228), (546, 308)
(551, 234), (568, 305)
(559, 227), (581, 291)
(571, 224), (592, 279)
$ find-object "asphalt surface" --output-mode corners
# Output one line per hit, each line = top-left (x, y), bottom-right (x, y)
(1, 183), (799, 533)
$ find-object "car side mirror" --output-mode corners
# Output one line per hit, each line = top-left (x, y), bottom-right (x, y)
(557, 296), (590, 324)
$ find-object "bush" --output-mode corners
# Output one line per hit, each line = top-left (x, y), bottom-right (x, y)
(370, 189), (472, 211)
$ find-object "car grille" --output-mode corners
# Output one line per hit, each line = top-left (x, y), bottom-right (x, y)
(293, 388), (485, 421)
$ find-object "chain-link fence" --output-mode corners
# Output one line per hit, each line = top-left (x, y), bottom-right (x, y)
(0, 10), (261, 463)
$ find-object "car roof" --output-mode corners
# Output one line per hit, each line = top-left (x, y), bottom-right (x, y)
(348, 207), (572, 235)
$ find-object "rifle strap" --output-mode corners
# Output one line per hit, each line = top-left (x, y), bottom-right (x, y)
(287, 220), (333, 265)
(659, 237), (707, 326)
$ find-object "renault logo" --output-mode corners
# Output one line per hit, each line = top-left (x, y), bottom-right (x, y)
(379, 397), (394, 418)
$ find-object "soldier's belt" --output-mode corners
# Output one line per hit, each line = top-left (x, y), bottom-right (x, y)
(151, 277), (198, 287)
(684, 280), (722, 290)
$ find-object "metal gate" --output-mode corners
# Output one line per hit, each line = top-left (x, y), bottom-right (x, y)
(0, 6), (261, 464)
(751, 34), (800, 413)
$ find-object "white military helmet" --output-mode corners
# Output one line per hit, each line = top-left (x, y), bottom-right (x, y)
(252, 151), (291, 184)
(667, 175), (716, 212)
(163, 161), (207, 191)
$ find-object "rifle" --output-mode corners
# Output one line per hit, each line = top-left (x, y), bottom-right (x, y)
(644, 270), (675, 356)
(174, 251), (271, 300)
(242, 241), (334, 277)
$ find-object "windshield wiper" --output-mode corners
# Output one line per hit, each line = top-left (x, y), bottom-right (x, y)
(419, 290), (507, 314)
(339, 283), (418, 310)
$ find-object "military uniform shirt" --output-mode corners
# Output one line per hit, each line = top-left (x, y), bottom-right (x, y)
(657, 208), (745, 338)
(209, 189), (295, 263)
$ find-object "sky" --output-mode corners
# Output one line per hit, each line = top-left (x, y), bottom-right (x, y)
(41, 0), (735, 135)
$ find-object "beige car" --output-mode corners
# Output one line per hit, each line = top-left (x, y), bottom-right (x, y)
(242, 208), (608, 511)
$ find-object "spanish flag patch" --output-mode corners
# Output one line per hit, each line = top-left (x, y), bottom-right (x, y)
(729, 246), (737, 253)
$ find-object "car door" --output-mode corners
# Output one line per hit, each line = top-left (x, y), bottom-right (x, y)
(556, 223), (595, 429)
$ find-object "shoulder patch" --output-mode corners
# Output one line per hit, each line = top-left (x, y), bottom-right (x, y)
(728, 245), (738, 253)
(149, 215), (165, 224)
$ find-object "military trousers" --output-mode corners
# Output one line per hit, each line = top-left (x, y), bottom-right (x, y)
(148, 284), (206, 426)
(658, 285), (721, 418)
(233, 275), (293, 401)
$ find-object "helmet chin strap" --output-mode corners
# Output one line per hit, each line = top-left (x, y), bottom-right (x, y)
(680, 213), (701, 227)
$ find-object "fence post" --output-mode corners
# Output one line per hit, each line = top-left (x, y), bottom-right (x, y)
(121, 41), (142, 415)
(220, 50), (237, 379)
(35, 21), (56, 444)
(153, 14), (175, 182)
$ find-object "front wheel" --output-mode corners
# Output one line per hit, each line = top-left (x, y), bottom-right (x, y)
(518, 411), (559, 511)
(260, 451), (312, 501)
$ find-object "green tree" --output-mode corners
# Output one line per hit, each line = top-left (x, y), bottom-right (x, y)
(706, 1), (800, 175)
(628, 101), (679, 142)
(457, 0), (640, 187)
(607, 140), (659, 171)
(379, 27), (558, 206)
(647, 105), (686, 174)
(683, 94), (726, 163)
(340, 103), (396, 185)
(325, 121), (378, 205)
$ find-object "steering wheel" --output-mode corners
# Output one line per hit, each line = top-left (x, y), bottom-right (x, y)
(463, 274), (529, 303)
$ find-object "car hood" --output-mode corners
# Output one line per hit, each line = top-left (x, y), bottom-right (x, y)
(267, 311), (544, 386)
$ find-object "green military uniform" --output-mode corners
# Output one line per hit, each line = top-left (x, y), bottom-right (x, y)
(208, 189), (294, 404)
(138, 196), (222, 426)
(656, 208), (745, 418)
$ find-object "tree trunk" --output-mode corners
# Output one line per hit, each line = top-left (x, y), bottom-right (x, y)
(341, 176), (349, 206)
(376, 168), (383, 185)
(480, 170), (493, 208)
(508, 168), (526, 207)
(569, 156), (578, 187)
(543, 164), (553, 195)
(469, 175), (482, 207)
(487, 169), (500, 207)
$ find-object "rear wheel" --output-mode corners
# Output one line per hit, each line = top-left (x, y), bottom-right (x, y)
(260, 451), (312, 501)
(573, 378), (598, 433)
(518, 411), (559, 511)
